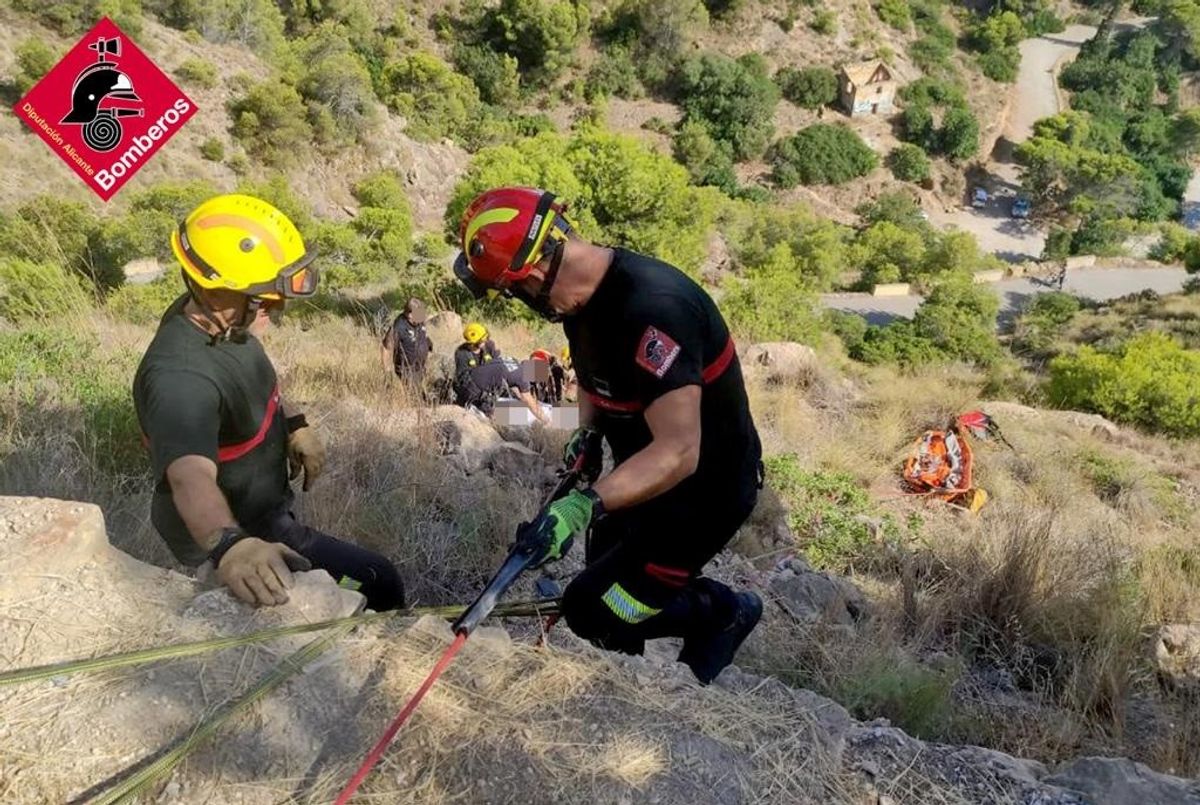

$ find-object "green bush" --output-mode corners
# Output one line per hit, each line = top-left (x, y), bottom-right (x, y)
(228, 79), (313, 166)
(1151, 222), (1194, 263)
(0, 196), (133, 293)
(598, 0), (709, 91)
(14, 39), (56, 94)
(857, 190), (930, 229)
(723, 203), (854, 293)
(296, 44), (379, 143)
(908, 28), (955, 74)
(775, 66), (839, 109)
(150, 0), (284, 54)
(939, 106), (981, 161)
(482, 0), (590, 84)
(810, 8), (837, 35)
(770, 124), (878, 187)
(874, 0), (911, 30)
(199, 138), (225, 161)
(672, 120), (737, 193)
(721, 245), (824, 343)
(888, 144), (932, 183)
(901, 104), (936, 151)
(104, 278), (185, 325)
(584, 45), (643, 101)
(853, 221), (927, 287)
(1047, 333), (1200, 437)
(453, 44), (522, 106)
(967, 11), (1024, 83)
(0, 258), (91, 323)
(836, 653), (959, 740)
(379, 52), (482, 145)
(1011, 291), (1081, 356)
(0, 326), (147, 477)
(898, 76), (965, 108)
(855, 277), (1002, 367)
(766, 456), (902, 572)
(12, 0), (142, 35)
(351, 170), (414, 266)
(175, 58), (219, 89)
(447, 129), (720, 275)
(677, 52), (780, 160)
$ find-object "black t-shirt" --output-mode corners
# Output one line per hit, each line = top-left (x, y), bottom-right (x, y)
(386, 315), (431, 376)
(564, 248), (761, 502)
(132, 296), (291, 564)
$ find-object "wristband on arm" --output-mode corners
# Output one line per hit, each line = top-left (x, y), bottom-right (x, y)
(285, 414), (308, 433)
(207, 526), (251, 567)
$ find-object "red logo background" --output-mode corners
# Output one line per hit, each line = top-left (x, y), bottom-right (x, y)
(12, 17), (196, 201)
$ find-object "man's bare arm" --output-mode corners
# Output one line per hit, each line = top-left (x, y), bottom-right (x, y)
(165, 455), (237, 551)
(591, 385), (701, 511)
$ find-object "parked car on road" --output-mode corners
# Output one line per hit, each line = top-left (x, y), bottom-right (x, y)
(1011, 197), (1031, 219)
(972, 187), (989, 208)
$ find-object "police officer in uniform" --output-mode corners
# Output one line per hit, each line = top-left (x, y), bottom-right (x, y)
(454, 187), (763, 684)
(381, 297), (432, 387)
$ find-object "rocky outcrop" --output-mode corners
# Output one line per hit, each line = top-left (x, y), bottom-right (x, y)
(742, 342), (818, 385)
(4, 495), (1198, 805)
(768, 556), (868, 626)
(1154, 623), (1200, 690)
(1045, 756), (1200, 805)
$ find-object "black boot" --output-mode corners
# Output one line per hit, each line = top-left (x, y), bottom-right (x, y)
(677, 591), (763, 685)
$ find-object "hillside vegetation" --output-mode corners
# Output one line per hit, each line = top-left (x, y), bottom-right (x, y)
(1, 0), (1199, 797)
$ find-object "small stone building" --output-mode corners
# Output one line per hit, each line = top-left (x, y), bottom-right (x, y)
(839, 59), (898, 117)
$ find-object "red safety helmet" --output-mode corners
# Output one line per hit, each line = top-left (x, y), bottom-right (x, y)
(530, 348), (552, 363)
(455, 187), (573, 297)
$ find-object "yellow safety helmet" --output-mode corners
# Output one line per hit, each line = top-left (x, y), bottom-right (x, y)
(560, 345), (570, 363)
(171, 194), (318, 300)
(463, 322), (488, 345)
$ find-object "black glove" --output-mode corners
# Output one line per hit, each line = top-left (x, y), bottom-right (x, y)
(563, 426), (603, 482)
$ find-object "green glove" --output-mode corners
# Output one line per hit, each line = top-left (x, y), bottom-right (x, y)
(515, 489), (595, 565)
(563, 426), (603, 482)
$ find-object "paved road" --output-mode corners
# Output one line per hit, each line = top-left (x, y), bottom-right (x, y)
(821, 266), (1191, 325)
(930, 21), (1162, 263)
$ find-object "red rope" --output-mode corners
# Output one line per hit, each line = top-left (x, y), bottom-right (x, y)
(334, 631), (468, 804)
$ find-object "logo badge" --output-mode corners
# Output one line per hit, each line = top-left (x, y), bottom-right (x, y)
(635, 326), (681, 378)
(13, 17), (196, 201)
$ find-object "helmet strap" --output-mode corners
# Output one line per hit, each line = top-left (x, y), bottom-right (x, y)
(518, 239), (566, 323)
(182, 269), (255, 344)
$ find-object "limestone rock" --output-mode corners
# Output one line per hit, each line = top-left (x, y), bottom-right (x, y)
(1045, 757), (1200, 805)
(426, 310), (464, 351)
(1154, 623), (1200, 688)
(769, 562), (867, 626)
(0, 497), (110, 592)
(483, 441), (550, 488)
(182, 569), (365, 627)
(742, 342), (818, 385)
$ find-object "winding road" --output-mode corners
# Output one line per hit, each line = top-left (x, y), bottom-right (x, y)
(822, 266), (1190, 325)
(824, 18), (1193, 323)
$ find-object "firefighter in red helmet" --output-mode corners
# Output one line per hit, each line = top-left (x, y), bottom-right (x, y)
(453, 187), (764, 684)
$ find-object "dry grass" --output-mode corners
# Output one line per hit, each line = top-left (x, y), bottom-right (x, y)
(741, 350), (1200, 773)
(2, 299), (1198, 785)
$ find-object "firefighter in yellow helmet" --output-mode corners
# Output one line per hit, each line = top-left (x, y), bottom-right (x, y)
(133, 194), (404, 611)
(453, 321), (498, 401)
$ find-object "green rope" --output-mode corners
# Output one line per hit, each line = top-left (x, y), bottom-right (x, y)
(88, 624), (355, 805)
(1, 599), (560, 688)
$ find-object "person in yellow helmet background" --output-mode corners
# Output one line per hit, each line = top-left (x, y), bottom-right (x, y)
(133, 194), (404, 611)
(452, 321), (499, 403)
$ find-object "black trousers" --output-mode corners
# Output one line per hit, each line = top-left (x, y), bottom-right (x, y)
(249, 508), (405, 612)
(561, 477), (758, 655)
